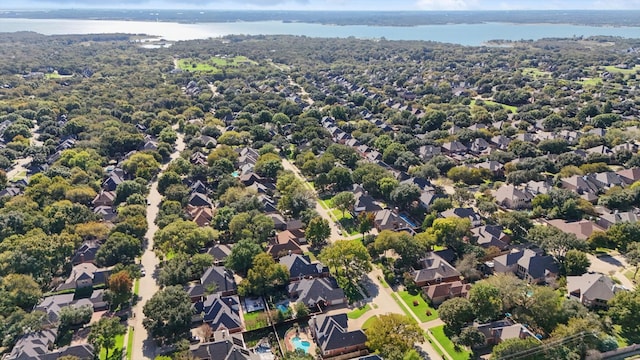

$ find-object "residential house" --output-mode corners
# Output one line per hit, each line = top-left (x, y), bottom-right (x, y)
(617, 168), (640, 184)
(470, 138), (491, 154)
(187, 206), (214, 227)
(190, 330), (259, 360)
(588, 172), (630, 189)
(194, 294), (242, 333)
(57, 263), (111, 291)
(419, 192), (447, 211)
(561, 175), (603, 203)
(71, 240), (101, 265)
(493, 184), (533, 210)
(267, 239), (303, 259)
(311, 314), (367, 358)
(102, 172), (124, 191)
(93, 206), (117, 222)
(473, 161), (504, 177)
(187, 266), (237, 302)
(567, 273), (623, 308)
(412, 252), (461, 287)
(471, 225), (511, 250)
(423, 280), (471, 306)
(279, 254), (329, 281)
(546, 219), (605, 241)
(92, 190), (116, 207)
(353, 190), (382, 214)
(287, 277), (346, 308)
(439, 208), (483, 227)
(206, 244), (232, 266)
(0, 186), (22, 198)
(597, 211), (640, 229)
(441, 141), (468, 155)
(374, 209), (414, 232)
(277, 229), (306, 245)
(418, 145), (441, 161)
(188, 193), (213, 208)
(492, 249), (559, 284)
(8, 329), (95, 360)
(475, 319), (538, 347)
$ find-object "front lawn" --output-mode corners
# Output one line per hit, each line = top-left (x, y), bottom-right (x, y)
(99, 333), (124, 360)
(398, 291), (438, 322)
(429, 325), (472, 360)
(361, 315), (378, 331)
(347, 304), (371, 319)
(126, 327), (134, 360)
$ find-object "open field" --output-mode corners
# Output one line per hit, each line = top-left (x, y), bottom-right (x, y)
(177, 56), (257, 73)
(471, 99), (518, 114)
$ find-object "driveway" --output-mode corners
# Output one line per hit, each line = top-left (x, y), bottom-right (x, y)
(587, 252), (635, 290)
(129, 126), (185, 360)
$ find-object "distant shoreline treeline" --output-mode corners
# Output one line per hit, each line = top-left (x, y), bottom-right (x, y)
(2, 9), (640, 27)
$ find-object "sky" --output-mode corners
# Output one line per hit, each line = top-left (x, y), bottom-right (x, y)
(3, 0), (640, 11)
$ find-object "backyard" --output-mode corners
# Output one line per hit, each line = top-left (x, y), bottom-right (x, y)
(244, 311), (269, 331)
(99, 333), (124, 360)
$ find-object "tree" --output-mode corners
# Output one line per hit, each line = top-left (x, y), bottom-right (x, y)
(238, 253), (289, 296)
(625, 242), (640, 280)
(527, 225), (584, 261)
(114, 180), (147, 205)
(89, 317), (126, 360)
(59, 305), (93, 329)
(608, 287), (640, 334)
(293, 302), (309, 318)
(254, 153), (283, 179)
(456, 327), (486, 348)
(143, 286), (193, 345)
(492, 337), (541, 360)
(158, 171), (182, 194)
(424, 217), (471, 254)
(1, 274), (42, 311)
(497, 211), (533, 242)
(106, 270), (133, 310)
(226, 239), (263, 275)
(122, 152), (160, 180)
(439, 297), (475, 334)
(320, 240), (372, 283)
(327, 167), (353, 191)
(96, 232), (142, 267)
(357, 211), (375, 240)
(525, 286), (563, 334)
(390, 183), (421, 210)
(469, 282), (503, 322)
(365, 314), (423, 360)
(607, 222), (640, 251)
(154, 220), (215, 255)
(332, 191), (355, 219)
(455, 254), (482, 282)
(563, 250), (591, 276)
(306, 217), (330, 248)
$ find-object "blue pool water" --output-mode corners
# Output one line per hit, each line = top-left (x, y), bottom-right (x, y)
(277, 304), (289, 313)
(399, 213), (417, 228)
(291, 336), (311, 353)
(231, 171), (239, 177)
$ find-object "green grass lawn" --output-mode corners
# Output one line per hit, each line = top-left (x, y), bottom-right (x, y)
(579, 77), (603, 86)
(319, 197), (334, 210)
(604, 65), (640, 75)
(178, 56), (257, 73)
(398, 291), (438, 322)
(244, 311), (269, 330)
(99, 333), (124, 360)
(521, 67), (551, 78)
(177, 59), (219, 73)
(471, 99), (518, 114)
(361, 315), (378, 331)
(377, 275), (389, 288)
(126, 327), (134, 360)
(347, 304), (371, 319)
(429, 325), (472, 360)
(390, 293), (417, 322)
(9, 170), (27, 182)
(133, 279), (140, 296)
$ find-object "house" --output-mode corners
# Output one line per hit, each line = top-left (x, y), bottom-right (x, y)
(35, 290), (107, 324)
(423, 280), (471, 306)
(190, 330), (259, 360)
(189, 193), (213, 207)
(279, 254), (329, 281)
(311, 314), (367, 358)
(92, 190), (116, 207)
(567, 273), (623, 308)
(239, 172), (262, 186)
(0, 186), (22, 197)
(493, 184), (533, 209)
(187, 266), (237, 302)
(276, 229), (306, 245)
(93, 206), (117, 222)
(187, 206), (214, 227)
(353, 190), (382, 214)
(470, 138), (491, 153)
(617, 168), (640, 184)
(546, 219), (605, 240)
(588, 172), (630, 189)
(8, 329), (95, 360)
(471, 225), (510, 250)
(561, 175), (603, 202)
(400, 177), (434, 191)
(57, 263), (111, 291)
(268, 213), (287, 231)
(206, 244), (232, 266)
(102, 172), (124, 191)
(418, 145), (441, 161)
(473, 161), (504, 177)
(419, 192), (447, 211)
(267, 239), (303, 259)
(194, 294), (242, 333)
(524, 180), (552, 196)
(441, 141), (468, 154)
(597, 211), (640, 229)
(374, 209), (414, 232)
(412, 252), (461, 287)
(439, 208), (482, 227)
(190, 180), (209, 195)
(493, 249), (559, 284)
(287, 277), (346, 308)
(475, 319), (538, 346)
(71, 240), (101, 265)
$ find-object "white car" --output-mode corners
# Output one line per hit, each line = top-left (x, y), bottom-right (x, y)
(140, 268), (146, 277)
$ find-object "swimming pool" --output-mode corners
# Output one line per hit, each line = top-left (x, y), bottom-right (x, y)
(399, 213), (417, 228)
(277, 304), (289, 313)
(291, 336), (311, 353)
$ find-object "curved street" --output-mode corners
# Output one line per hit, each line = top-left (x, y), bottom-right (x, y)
(129, 125), (185, 360)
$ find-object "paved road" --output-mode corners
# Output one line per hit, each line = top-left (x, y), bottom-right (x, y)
(282, 158), (443, 359)
(129, 126), (185, 360)
(587, 252), (635, 290)
(6, 122), (41, 180)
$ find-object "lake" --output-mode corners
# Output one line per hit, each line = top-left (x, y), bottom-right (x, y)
(2, 18), (640, 45)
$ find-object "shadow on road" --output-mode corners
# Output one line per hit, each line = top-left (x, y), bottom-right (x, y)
(597, 255), (624, 267)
